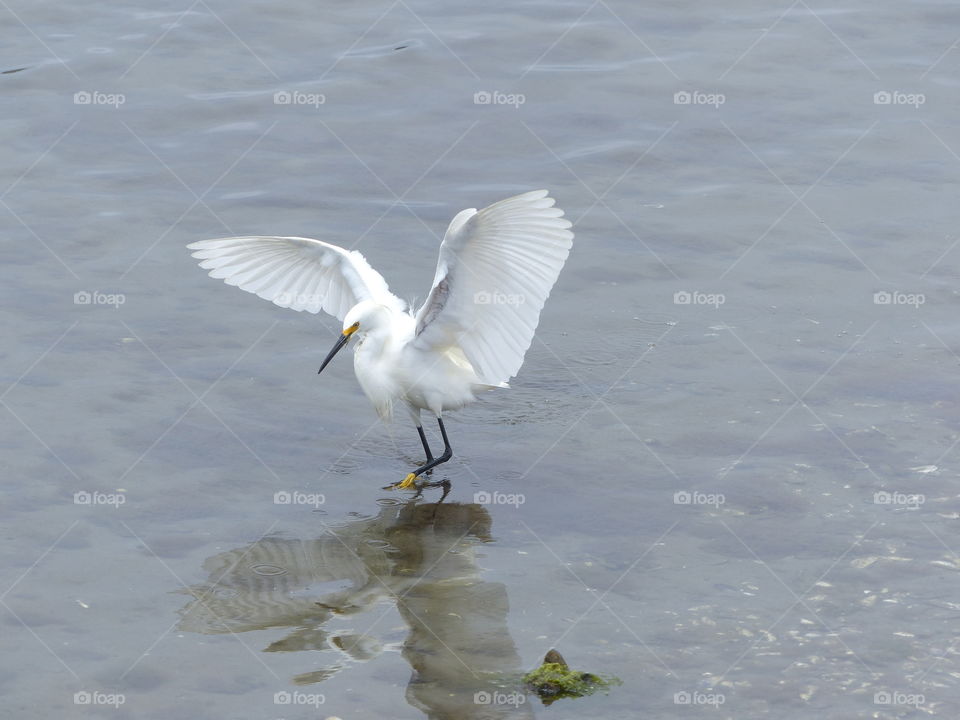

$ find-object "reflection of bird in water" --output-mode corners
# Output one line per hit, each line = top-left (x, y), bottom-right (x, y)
(178, 502), (532, 718)
(187, 191), (573, 490)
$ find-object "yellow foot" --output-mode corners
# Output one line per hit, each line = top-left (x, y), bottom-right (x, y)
(382, 473), (419, 491)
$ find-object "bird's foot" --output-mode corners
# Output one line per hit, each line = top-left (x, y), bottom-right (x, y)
(383, 473), (419, 491)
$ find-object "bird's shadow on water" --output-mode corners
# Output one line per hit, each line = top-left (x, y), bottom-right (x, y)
(177, 500), (534, 718)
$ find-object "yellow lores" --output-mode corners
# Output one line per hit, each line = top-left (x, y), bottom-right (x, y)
(187, 190), (574, 492)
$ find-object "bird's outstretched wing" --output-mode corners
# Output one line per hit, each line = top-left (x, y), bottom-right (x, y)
(412, 190), (574, 385)
(186, 236), (404, 320)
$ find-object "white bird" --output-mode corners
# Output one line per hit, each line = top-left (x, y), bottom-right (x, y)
(186, 190), (574, 491)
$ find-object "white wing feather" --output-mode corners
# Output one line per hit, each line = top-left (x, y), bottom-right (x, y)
(413, 190), (573, 385)
(186, 236), (404, 321)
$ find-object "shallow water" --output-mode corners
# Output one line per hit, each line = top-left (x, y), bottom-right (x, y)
(3, 1), (960, 718)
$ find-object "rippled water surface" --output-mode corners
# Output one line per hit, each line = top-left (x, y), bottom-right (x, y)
(3, 1), (960, 718)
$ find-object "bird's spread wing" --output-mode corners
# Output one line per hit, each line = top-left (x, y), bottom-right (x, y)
(186, 236), (404, 320)
(412, 190), (574, 385)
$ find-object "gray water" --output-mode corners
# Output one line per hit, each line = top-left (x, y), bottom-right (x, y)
(3, 1), (960, 718)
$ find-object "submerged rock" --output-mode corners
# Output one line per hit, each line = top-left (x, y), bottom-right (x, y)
(522, 649), (621, 705)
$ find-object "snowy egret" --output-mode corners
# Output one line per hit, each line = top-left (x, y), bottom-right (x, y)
(187, 190), (574, 490)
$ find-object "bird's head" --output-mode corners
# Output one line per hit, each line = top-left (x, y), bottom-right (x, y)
(317, 301), (390, 374)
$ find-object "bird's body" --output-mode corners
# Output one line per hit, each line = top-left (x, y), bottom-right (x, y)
(187, 190), (573, 489)
(345, 301), (489, 421)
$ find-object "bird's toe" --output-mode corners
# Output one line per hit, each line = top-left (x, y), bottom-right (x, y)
(382, 473), (418, 491)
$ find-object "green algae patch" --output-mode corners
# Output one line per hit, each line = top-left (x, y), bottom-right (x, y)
(522, 650), (621, 705)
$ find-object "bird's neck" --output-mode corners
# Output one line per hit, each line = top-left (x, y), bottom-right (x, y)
(354, 323), (395, 359)
(358, 311), (413, 354)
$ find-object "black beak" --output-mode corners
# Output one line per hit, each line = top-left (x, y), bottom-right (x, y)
(318, 333), (350, 374)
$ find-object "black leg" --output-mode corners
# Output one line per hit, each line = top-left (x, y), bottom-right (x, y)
(385, 417), (454, 491)
(416, 424), (434, 462)
(413, 417), (452, 475)
(438, 417), (451, 451)
(408, 418), (452, 477)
